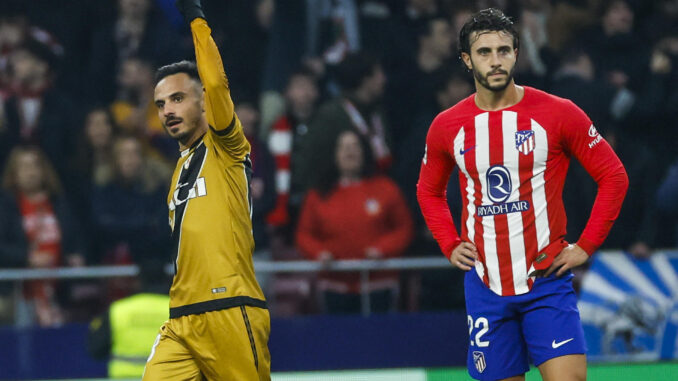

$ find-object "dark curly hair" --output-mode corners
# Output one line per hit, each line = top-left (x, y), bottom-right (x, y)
(458, 8), (519, 56)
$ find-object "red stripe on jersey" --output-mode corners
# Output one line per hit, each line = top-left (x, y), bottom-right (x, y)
(518, 114), (538, 289)
(489, 112), (515, 295)
(463, 124), (489, 286)
(275, 155), (291, 169)
(544, 131), (566, 247)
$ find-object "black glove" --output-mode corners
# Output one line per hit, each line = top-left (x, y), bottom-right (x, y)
(175, 0), (205, 23)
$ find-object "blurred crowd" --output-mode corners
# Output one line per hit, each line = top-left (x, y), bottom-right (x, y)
(0, 0), (677, 326)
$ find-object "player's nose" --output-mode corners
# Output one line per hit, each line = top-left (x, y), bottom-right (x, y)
(163, 104), (176, 117)
(489, 52), (502, 67)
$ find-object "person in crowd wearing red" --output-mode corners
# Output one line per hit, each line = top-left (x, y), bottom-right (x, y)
(296, 130), (413, 314)
(1, 145), (84, 326)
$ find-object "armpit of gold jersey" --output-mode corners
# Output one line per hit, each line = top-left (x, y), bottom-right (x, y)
(166, 119), (266, 318)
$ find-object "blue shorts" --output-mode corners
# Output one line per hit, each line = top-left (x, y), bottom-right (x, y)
(464, 270), (586, 380)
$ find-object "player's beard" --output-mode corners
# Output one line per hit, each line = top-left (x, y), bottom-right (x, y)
(165, 116), (199, 144)
(472, 62), (516, 92)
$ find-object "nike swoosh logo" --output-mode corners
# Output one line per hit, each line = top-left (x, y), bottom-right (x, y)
(552, 338), (574, 348)
(459, 145), (476, 155)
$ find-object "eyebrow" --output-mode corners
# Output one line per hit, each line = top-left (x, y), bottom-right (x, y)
(475, 45), (513, 51)
(155, 91), (186, 104)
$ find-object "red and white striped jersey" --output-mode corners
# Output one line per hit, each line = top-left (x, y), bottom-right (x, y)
(417, 86), (628, 296)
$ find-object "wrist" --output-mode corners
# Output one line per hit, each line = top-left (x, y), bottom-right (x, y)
(176, 0), (205, 23)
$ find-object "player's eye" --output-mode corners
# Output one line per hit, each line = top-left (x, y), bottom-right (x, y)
(173, 95), (183, 102)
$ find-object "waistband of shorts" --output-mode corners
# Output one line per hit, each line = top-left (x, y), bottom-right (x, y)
(169, 296), (267, 318)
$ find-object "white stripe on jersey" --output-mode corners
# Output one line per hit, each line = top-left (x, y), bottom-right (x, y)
(475, 112), (501, 294)
(531, 119), (550, 252)
(502, 111), (529, 294)
(454, 128), (476, 244)
(455, 128), (488, 281)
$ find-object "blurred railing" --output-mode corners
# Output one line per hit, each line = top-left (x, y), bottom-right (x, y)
(0, 256), (452, 319)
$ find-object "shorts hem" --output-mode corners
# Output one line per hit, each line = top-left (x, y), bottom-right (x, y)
(532, 350), (586, 367)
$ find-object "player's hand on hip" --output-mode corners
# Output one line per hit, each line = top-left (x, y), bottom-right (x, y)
(450, 242), (478, 271)
(544, 244), (589, 277)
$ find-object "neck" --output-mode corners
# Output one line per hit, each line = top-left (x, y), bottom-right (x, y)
(474, 81), (524, 111)
(291, 105), (312, 123)
(178, 123), (208, 151)
(22, 189), (48, 201)
(339, 173), (360, 184)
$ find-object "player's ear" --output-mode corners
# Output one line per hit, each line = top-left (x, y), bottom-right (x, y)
(461, 52), (472, 71)
(200, 87), (206, 111)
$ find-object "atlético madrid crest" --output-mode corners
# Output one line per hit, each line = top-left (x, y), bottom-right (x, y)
(473, 351), (486, 373)
(515, 130), (535, 155)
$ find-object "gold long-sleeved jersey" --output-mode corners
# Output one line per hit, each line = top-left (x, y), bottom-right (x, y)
(166, 18), (266, 318)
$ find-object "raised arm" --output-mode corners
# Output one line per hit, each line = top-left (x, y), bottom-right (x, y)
(190, 18), (235, 132)
(178, 0), (248, 158)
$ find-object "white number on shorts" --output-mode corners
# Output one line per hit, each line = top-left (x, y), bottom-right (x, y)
(467, 315), (490, 347)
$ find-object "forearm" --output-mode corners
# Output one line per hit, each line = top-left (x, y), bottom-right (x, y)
(417, 185), (462, 259)
(577, 165), (629, 254)
(190, 18), (235, 131)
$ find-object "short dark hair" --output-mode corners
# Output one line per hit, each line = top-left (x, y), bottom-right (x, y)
(334, 52), (380, 92)
(154, 60), (201, 85)
(459, 8), (519, 56)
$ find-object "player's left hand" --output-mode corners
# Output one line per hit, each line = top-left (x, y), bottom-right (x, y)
(544, 244), (589, 277)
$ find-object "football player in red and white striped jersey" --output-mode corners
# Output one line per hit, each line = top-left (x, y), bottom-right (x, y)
(417, 8), (628, 381)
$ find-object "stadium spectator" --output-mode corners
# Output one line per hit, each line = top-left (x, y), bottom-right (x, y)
(513, 1), (555, 89)
(86, 0), (185, 105)
(580, 0), (648, 93)
(296, 130), (413, 314)
(259, 0), (392, 129)
(1, 145), (84, 327)
(0, 2), (64, 99)
(387, 0), (440, 67)
(0, 38), (75, 180)
(266, 68), (320, 236)
(236, 101), (276, 252)
(0, 188), (28, 325)
(66, 107), (120, 256)
(201, 0), (273, 111)
(90, 135), (170, 269)
(110, 56), (175, 160)
(386, 16), (454, 162)
(298, 52), (391, 194)
(394, 68), (472, 244)
(393, 69), (472, 311)
(87, 259), (170, 379)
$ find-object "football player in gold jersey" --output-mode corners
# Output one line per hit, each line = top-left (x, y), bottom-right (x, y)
(142, 0), (270, 379)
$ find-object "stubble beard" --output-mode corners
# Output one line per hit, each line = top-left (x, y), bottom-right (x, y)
(165, 116), (199, 146)
(472, 63), (516, 92)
